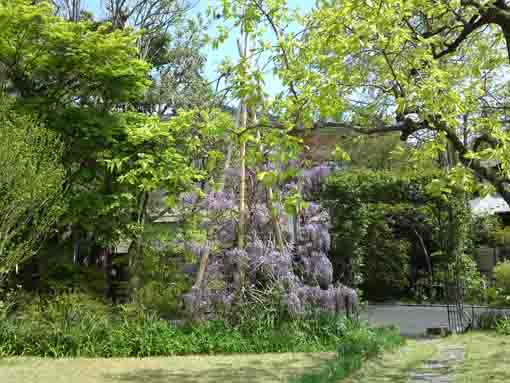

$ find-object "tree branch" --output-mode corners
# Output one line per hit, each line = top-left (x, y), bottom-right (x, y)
(432, 15), (487, 59)
(250, 0), (299, 100)
(312, 118), (423, 139)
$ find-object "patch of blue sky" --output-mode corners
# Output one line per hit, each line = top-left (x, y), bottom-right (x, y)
(83, 0), (315, 96)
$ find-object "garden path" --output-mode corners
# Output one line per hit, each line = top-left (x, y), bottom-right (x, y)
(408, 345), (464, 383)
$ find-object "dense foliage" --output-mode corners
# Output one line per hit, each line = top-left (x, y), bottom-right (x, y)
(0, 98), (65, 276)
(494, 261), (510, 295)
(325, 169), (484, 302)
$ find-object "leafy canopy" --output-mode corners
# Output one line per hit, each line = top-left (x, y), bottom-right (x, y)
(0, 0), (151, 161)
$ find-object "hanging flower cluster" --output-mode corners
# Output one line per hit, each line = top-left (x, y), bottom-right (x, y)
(181, 163), (357, 320)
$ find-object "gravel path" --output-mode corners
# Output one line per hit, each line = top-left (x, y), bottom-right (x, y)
(408, 346), (464, 383)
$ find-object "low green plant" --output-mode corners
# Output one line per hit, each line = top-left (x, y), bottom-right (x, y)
(483, 286), (510, 308)
(292, 324), (403, 383)
(0, 288), (16, 320)
(477, 311), (508, 330)
(494, 261), (510, 294)
(496, 316), (510, 335)
(0, 291), (380, 358)
(133, 279), (189, 319)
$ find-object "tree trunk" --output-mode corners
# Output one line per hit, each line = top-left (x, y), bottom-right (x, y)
(100, 247), (113, 300)
(414, 228), (433, 280)
(267, 187), (285, 253)
(193, 242), (210, 288)
(128, 191), (148, 298)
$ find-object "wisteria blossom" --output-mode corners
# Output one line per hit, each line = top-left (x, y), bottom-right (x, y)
(181, 163), (357, 320)
(199, 190), (235, 211)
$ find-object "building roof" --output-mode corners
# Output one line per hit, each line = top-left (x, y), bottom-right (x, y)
(469, 194), (510, 216)
(153, 212), (180, 223)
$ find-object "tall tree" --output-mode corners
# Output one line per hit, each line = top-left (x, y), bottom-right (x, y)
(52, 0), (82, 21)
(282, 0), (510, 204)
(0, 0), (152, 288)
(103, 0), (211, 115)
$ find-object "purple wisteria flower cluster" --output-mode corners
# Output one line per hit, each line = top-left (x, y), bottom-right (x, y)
(181, 163), (357, 320)
(302, 164), (332, 196)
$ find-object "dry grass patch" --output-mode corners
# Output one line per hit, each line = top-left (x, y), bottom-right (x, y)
(0, 353), (334, 383)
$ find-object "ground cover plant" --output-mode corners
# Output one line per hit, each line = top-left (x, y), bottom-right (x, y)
(0, 292), (376, 358)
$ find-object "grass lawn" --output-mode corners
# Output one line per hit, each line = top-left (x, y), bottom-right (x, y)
(454, 332), (510, 382)
(344, 332), (510, 383)
(0, 353), (334, 383)
(3, 332), (509, 383)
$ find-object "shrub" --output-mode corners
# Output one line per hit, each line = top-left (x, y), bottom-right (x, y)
(477, 311), (509, 330)
(10, 292), (111, 357)
(494, 261), (510, 294)
(461, 255), (485, 304)
(133, 280), (189, 319)
(361, 220), (410, 301)
(496, 316), (510, 335)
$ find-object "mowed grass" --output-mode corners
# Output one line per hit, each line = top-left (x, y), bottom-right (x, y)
(0, 352), (334, 383)
(343, 332), (510, 383)
(4, 332), (510, 383)
(343, 339), (438, 383)
(454, 332), (510, 383)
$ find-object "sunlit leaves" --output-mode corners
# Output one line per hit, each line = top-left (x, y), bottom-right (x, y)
(104, 109), (233, 208)
(0, 0), (150, 104)
(0, 97), (65, 274)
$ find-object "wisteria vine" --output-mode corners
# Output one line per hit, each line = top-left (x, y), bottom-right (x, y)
(181, 162), (358, 320)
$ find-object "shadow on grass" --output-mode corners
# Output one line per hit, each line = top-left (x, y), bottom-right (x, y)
(104, 356), (329, 383)
(0, 358), (26, 367)
(292, 355), (416, 383)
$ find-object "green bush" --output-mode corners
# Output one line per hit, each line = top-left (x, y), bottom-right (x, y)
(496, 316), (510, 335)
(133, 279), (189, 319)
(494, 261), (510, 294)
(361, 220), (410, 301)
(477, 311), (509, 330)
(460, 255), (485, 304)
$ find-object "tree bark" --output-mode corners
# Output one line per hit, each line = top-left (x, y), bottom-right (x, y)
(128, 191), (148, 298)
(237, 29), (249, 253)
(193, 242), (210, 288)
(414, 228), (433, 280)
